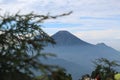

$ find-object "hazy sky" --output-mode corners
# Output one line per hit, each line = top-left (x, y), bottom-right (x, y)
(0, 0), (120, 51)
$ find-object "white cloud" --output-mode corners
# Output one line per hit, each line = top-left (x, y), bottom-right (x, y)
(0, 0), (120, 15)
(0, 0), (120, 50)
(75, 29), (120, 40)
(1, 0), (120, 18)
(0, 0), (2, 1)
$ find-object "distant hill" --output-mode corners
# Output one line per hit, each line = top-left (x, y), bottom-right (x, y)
(42, 30), (120, 80)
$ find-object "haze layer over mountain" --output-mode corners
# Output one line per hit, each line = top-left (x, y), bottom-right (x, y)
(43, 30), (120, 80)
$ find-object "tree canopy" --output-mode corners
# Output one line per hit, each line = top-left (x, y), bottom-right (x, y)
(0, 11), (72, 80)
(91, 58), (120, 80)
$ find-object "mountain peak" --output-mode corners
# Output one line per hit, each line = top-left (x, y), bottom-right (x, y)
(56, 30), (69, 33)
(96, 43), (107, 46)
(52, 30), (91, 46)
(53, 30), (72, 36)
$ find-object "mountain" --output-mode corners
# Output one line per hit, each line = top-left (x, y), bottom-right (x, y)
(43, 30), (120, 80)
(52, 30), (91, 46)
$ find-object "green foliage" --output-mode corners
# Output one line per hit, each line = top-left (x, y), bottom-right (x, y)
(50, 69), (72, 80)
(114, 73), (120, 80)
(91, 58), (120, 80)
(0, 11), (71, 80)
(80, 74), (90, 80)
(34, 69), (72, 80)
(33, 75), (49, 80)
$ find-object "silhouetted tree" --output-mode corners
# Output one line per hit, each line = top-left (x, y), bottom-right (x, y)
(34, 69), (72, 80)
(91, 58), (120, 80)
(0, 11), (72, 80)
(50, 69), (72, 80)
(80, 74), (90, 80)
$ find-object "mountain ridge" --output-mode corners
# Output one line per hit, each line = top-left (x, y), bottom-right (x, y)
(43, 30), (120, 80)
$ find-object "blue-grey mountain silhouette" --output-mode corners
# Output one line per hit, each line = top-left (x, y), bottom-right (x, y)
(52, 30), (91, 46)
(43, 30), (120, 80)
